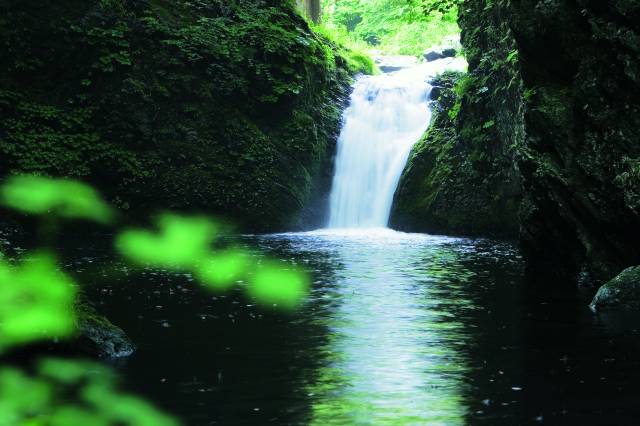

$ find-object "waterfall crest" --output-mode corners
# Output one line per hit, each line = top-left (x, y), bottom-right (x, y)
(327, 58), (464, 229)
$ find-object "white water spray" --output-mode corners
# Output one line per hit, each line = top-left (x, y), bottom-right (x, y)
(327, 57), (465, 229)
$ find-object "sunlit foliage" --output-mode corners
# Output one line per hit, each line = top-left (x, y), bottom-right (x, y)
(321, 0), (460, 56)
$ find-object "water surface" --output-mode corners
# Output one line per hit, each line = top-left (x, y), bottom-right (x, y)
(77, 229), (640, 425)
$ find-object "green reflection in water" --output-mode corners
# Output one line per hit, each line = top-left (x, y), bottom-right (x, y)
(303, 231), (474, 425)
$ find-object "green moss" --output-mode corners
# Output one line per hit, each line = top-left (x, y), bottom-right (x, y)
(0, 0), (355, 231)
(343, 50), (377, 75)
(391, 51), (522, 238)
(310, 23), (377, 75)
(534, 87), (573, 128)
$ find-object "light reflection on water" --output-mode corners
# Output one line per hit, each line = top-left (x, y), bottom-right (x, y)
(259, 229), (478, 425)
(69, 227), (640, 425)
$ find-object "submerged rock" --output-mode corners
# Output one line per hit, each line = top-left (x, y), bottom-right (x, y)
(76, 302), (135, 358)
(590, 266), (640, 312)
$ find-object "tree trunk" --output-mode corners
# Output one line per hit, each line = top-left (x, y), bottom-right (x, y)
(297, 0), (321, 23)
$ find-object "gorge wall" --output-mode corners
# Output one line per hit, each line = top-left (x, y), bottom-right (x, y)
(391, 0), (523, 239)
(0, 0), (355, 231)
(509, 0), (640, 282)
(395, 0), (640, 283)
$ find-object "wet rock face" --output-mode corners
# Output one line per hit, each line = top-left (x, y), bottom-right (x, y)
(76, 302), (135, 358)
(390, 70), (521, 238)
(457, 0), (640, 281)
(590, 266), (640, 311)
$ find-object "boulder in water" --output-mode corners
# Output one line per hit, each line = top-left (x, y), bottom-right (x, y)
(374, 55), (418, 73)
(76, 301), (136, 358)
(423, 48), (457, 62)
(590, 266), (640, 311)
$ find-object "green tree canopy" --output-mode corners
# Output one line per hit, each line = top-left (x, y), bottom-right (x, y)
(321, 0), (459, 56)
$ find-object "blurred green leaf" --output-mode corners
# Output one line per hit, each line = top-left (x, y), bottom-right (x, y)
(248, 262), (309, 309)
(0, 253), (77, 352)
(39, 358), (114, 386)
(115, 214), (217, 269)
(195, 249), (249, 291)
(0, 359), (178, 426)
(83, 382), (179, 426)
(0, 368), (52, 425)
(0, 175), (113, 223)
(47, 406), (110, 426)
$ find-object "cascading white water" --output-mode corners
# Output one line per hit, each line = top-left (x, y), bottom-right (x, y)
(327, 57), (465, 229)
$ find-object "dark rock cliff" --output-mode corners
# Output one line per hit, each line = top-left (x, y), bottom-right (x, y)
(395, 0), (640, 283)
(391, 0), (524, 238)
(391, 70), (521, 238)
(0, 0), (357, 232)
(508, 0), (640, 282)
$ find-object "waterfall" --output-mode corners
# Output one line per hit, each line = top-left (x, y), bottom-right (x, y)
(327, 57), (465, 229)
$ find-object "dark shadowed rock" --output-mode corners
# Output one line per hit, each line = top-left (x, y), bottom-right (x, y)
(442, 48), (457, 57)
(374, 55), (418, 74)
(379, 65), (403, 73)
(454, 0), (640, 282)
(590, 266), (640, 312)
(429, 86), (444, 100)
(424, 50), (445, 61)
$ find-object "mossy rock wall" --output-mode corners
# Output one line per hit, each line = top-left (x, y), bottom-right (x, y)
(412, 0), (640, 282)
(390, 0), (524, 239)
(396, 0), (640, 282)
(0, 0), (355, 231)
(506, 0), (640, 281)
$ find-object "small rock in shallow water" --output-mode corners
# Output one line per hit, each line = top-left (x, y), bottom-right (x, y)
(77, 300), (135, 358)
(78, 314), (135, 358)
(590, 265), (640, 311)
